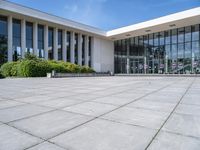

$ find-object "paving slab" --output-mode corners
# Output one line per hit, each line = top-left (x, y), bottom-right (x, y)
(0, 100), (25, 110)
(92, 96), (135, 106)
(34, 97), (83, 109)
(126, 100), (176, 112)
(27, 142), (65, 150)
(13, 95), (56, 103)
(147, 131), (200, 150)
(0, 124), (42, 150)
(51, 118), (156, 150)
(0, 104), (52, 123)
(102, 106), (169, 129)
(63, 101), (117, 117)
(181, 94), (200, 106)
(175, 104), (200, 116)
(10, 110), (92, 139)
(163, 113), (200, 138)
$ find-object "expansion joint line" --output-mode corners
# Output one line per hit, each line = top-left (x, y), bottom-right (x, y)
(144, 78), (196, 150)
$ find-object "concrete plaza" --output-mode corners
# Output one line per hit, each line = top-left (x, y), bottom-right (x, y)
(0, 76), (200, 150)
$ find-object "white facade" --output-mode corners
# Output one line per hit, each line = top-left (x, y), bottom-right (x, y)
(0, 0), (200, 73)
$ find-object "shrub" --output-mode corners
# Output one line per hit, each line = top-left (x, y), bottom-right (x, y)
(81, 66), (94, 73)
(18, 59), (51, 77)
(47, 61), (69, 73)
(0, 62), (19, 77)
(0, 55), (95, 77)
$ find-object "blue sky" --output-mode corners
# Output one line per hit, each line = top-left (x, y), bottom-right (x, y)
(8, 0), (200, 31)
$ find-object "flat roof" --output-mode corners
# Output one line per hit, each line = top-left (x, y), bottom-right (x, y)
(0, 0), (200, 40)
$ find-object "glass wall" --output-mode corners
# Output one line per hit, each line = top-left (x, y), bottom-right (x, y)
(114, 24), (200, 74)
(26, 22), (33, 54)
(48, 27), (53, 60)
(13, 19), (21, 61)
(58, 29), (62, 60)
(38, 24), (44, 58)
(0, 16), (8, 65)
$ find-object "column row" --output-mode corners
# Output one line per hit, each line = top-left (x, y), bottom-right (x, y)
(7, 16), (93, 67)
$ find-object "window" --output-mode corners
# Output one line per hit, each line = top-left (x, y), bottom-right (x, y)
(178, 27), (184, 43)
(58, 30), (62, 60)
(88, 36), (92, 67)
(192, 25), (199, 41)
(74, 33), (78, 64)
(48, 27), (53, 59)
(171, 29), (177, 44)
(26, 22), (33, 53)
(0, 16), (8, 64)
(13, 19), (21, 61)
(82, 35), (85, 65)
(38, 25), (44, 58)
(185, 26), (191, 42)
(165, 30), (171, 45)
(67, 31), (71, 62)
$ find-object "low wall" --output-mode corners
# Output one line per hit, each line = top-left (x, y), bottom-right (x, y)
(47, 72), (112, 78)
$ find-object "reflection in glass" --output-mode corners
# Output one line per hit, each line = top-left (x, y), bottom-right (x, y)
(0, 16), (8, 65)
(13, 19), (21, 61)
(114, 24), (200, 74)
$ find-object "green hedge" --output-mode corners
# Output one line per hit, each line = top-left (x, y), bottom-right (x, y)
(0, 54), (95, 77)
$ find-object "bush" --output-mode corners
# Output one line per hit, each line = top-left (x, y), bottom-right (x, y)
(18, 60), (51, 77)
(0, 55), (95, 77)
(81, 66), (95, 73)
(0, 62), (19, 77)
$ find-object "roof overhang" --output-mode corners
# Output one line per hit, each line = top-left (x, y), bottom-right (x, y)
(107, 7), (200, 40)
(0, 0), (106, 37)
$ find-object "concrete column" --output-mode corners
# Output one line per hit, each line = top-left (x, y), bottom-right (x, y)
(62, 30), (66, 62)
(21, 19), (26, 58)
(84, 35), (89, 66)
(165, 55), (168, 74)
(53, 27), (58, 60)
(44, 25), (48, 60)
(126, 43), (130, 74)
(91, 37), (95, 69)
(70, 31), (75, 63)
(144, 56), (147, 74)
(78, 33), (82, 65)
(8, 15), (13, 62)
(33, 22), (38, 56)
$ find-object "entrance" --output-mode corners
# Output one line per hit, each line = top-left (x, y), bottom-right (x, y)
(130, 58), (144, 74)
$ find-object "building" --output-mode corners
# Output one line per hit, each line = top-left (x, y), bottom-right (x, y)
(0, 1), (200, 74)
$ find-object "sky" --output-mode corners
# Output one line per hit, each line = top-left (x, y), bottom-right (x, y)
(8, 0), (200, 31)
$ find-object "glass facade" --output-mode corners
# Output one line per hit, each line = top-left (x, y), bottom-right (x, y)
(38, 24), (44, 58)
(13, 19), (21, 61)
(114, 24), (200, 74)
(26, 22), (33, 54)
(0, 16), (8, 65)
(48, 27), (53, 60)
(58, 29), (62, 60)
